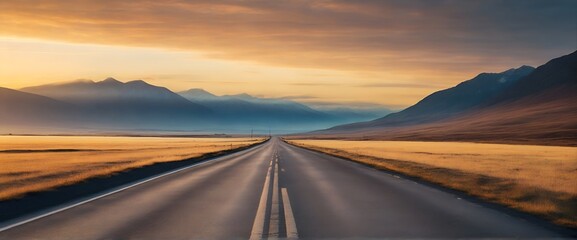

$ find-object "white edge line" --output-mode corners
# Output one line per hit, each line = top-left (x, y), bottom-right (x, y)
(0, 145), (261, 233)
(281, 188), (298, 239)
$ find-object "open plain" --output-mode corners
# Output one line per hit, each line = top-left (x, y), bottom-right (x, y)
(0, 136), (263, 200)
(288, 139), (577, 227)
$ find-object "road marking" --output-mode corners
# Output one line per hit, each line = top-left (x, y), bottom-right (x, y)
(268, 160), (280, 237)
(250, 161), (273, 240)
(0, 148), (256, 233)
(281, 188), (298, 239)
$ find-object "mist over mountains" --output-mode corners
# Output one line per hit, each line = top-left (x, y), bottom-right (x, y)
(20, 78), (214, 131)
(2, 50), (575, 141)
(178, 89), (391, 132)
(1, 79), (391, 134)
(0, 87), (84, 130)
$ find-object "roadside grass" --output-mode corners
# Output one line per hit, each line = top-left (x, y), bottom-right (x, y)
(0, 136), (265, 200)
(287, 139), (577, 228)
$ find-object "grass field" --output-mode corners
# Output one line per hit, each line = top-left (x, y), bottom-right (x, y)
(0, 136), (264, 200)
(288, 139), (577, 228)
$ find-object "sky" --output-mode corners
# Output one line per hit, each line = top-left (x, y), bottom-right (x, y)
(0, 0), (575, 109)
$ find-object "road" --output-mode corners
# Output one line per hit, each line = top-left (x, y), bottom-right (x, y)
(0, 137), (566, 239)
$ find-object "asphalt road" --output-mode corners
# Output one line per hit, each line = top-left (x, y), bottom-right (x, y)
(0, 137), (567, 239)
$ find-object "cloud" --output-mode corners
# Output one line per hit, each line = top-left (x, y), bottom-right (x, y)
(0, 0), (574, 76)
(276, 95), (319, 100)
(287, 82), (341, 86)
(359, 82), (440, 89)
(182, 80), (247, 84)
(302, 100), (403, 111)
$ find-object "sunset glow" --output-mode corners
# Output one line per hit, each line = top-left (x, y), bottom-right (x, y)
(1, 0), (575, 107)
(0, 1), (576, 236)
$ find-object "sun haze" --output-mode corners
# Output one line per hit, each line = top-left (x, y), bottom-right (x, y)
(0, 0), (575, 108)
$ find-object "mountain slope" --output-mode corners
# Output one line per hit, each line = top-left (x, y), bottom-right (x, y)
(0, 87), (84, 131)
(308, 51), (577, 146)
(488, 50), (577, 105)
(328, 65), (534, 131)
(21, 78), (214, 130)
(179, 88), (218, 100)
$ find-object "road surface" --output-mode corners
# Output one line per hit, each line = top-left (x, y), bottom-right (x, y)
(0, 137), (566, 239)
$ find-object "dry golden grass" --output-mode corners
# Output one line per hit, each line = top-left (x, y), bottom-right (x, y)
(288, 139), (577, 228)
(0, 136), (264, 200)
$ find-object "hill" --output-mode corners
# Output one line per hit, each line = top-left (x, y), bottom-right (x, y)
(0, 87), (85, 132)
(21, 78), (215, 131)
(306, 51), (577, 146)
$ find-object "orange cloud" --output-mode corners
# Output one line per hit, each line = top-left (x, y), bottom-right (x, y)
(1, 1), (574, 76)
(0, 0), (575, 108)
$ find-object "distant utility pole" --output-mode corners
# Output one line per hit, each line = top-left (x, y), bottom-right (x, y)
(250, 129), (253, 139)
(268, 128), (271, 138)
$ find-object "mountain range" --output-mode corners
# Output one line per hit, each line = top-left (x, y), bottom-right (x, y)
(20, 78), (214, 131)
(2, 50), (575, 143)
(1, 79), (391, 134)
(306, 50), (577, 146)
(178, 89), (390, 131)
